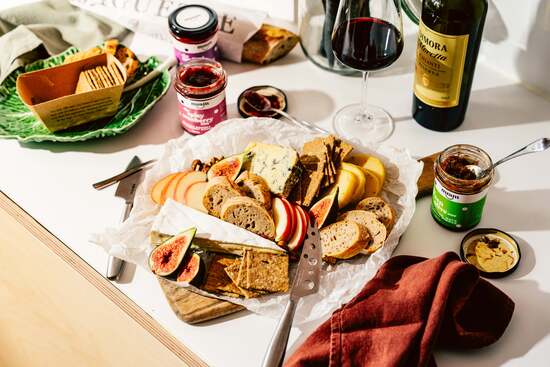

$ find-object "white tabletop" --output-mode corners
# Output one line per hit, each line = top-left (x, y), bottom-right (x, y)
(2, 15), (550, 367)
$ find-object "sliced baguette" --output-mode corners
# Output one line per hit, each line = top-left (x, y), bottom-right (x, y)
(202, 176), (242, 217)
(338, 210), (386, 254)
(235, 171), (272, 210)
(220, 196), (276, 240)
(356, 197), (395, 230)
(320, 220), (370, 261)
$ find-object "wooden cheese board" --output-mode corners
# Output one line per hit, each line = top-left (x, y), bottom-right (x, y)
(157, 153), (439, 324)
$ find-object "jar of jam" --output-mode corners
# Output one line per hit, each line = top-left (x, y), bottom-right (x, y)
(168, 4), (220, 64)
(432, 144), (493, 231)
(174, 58), (227, 135)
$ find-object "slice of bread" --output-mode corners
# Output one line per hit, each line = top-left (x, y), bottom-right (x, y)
(242, 24), (299, 65)
(338, 210), (387, 254)
(220, 196), (276, 241)
(320, 220), (370, 261)
(356, 197), (395, 230)
(202, 176), (242, 217)
(235, 171), (272, 210)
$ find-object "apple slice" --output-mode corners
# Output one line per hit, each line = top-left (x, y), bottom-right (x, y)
(174, 171), (207, 204)
(163, 171), (190, 204)
(282, 198), (296, 242)
(287, 205), (308, 252)
(151, 173), (179, 204)
(273, 197), (293, 243)
(185, 181), (208, 212)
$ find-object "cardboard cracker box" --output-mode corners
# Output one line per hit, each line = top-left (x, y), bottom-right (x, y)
(16, 53), (127, 132)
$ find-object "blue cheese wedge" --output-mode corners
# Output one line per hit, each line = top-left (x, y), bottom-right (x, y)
(245, 142), (301, 197)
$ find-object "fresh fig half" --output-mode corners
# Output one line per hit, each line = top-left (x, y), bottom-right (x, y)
(176, 252), (205, 285)
(206, 153), (246, 182)
(149, 227), (196, 276)
(309, 188), (339, 228)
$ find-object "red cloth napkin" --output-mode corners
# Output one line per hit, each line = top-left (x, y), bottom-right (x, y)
(285, 252), (514, 367)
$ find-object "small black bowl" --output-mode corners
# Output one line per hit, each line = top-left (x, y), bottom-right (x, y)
(237, 85), (288, 119)
(460, 228), (521, 278)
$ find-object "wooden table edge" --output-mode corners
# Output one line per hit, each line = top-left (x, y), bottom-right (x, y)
(0, 190), (208, 367)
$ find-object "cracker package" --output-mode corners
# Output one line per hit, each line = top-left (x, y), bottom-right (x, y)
(16, 53), (127, 132)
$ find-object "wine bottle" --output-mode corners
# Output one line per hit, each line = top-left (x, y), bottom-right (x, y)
(412, 0), (488, 131)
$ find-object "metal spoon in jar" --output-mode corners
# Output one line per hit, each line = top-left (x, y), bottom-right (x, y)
(242, 91), (329, 134)
(466, 138), (550, 178)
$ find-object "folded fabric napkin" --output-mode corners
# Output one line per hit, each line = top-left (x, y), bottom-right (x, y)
(285, 252), (514, 367)
(0, 0), (127, 83)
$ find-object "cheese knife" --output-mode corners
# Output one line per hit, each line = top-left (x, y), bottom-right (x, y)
(106, 156), (144, 280)
(261, 218), (322, 367)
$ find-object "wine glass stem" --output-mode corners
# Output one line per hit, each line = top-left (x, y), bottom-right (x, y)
(360, 71), (370, 119)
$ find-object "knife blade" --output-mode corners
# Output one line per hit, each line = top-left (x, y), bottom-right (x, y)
(106, 156), (144, 280)
(262, 217), (322, 367)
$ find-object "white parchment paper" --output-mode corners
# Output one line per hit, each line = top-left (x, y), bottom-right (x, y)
(91, 117), (423, 324)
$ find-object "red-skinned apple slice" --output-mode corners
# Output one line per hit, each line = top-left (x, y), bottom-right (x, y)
(185, 181), (208, 212)
(174, 171), (207, 204)
(287, 204), (308, 252)
(282, 198), (296, 243)
(273, 197), (293, 242)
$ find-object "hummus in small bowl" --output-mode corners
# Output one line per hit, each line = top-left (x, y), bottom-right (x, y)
(460, 228), (521, 278)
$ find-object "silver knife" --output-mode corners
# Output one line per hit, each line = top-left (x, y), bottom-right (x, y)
(261, 218), (322, 367)
(106, 156), (144, 280)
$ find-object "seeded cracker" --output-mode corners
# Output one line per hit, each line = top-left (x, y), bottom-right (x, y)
(83, 70), (98, 90)
(89, 68), (105, 88)
(95, 66), (111, 88)
(108, 63), (125, 85)
(245, 250), (289, 293)
(202, 255), (243, 298)
(97, 66), (115, 87)
(225, 259), (264, 298)
(337, 140), (354, 163)
(75, 72), (93, 93)
(101, 65), (116, 86)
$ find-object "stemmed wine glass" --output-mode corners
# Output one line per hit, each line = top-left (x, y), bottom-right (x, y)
(331, 0), (404, 142)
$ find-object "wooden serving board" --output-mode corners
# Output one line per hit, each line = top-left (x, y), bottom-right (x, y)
(159, 153), (440, 324)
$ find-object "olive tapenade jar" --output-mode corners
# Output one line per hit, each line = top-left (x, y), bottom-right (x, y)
(432, 144), (493, 231)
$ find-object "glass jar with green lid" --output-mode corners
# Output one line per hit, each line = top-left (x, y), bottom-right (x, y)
(432, 144), (493, 231)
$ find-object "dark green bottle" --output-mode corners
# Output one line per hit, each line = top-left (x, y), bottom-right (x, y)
(412, 0), (488, 131)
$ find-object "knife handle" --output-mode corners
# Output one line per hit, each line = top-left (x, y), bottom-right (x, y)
(261, 299), (297, 367)
(105, 202), (133, 280)
(106, 256), (124, 280)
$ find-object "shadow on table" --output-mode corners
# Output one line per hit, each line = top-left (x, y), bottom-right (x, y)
(18, 87), (184, 154)
(194, 308), (253, 327)
(483, 187), (550, 232)
(223, 49), (305, 76)
(436, 279), (550, 366)
(286, 89), (335, 123)
(458, 84), (550, 131)
(117, 262), (137, 284)
(505, 234), (536, 280)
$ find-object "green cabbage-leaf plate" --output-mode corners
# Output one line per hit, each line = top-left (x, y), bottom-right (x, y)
(0, 47), (171, 143)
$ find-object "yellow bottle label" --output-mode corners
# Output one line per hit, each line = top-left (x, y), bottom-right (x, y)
(414, 21), (469, 108)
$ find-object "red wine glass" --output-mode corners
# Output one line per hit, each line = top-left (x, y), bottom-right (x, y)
(331, 0), (404, 142)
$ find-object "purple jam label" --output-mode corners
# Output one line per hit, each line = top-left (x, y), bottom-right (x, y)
(177, 90), (227, 135)
(172, 34), (219, 64)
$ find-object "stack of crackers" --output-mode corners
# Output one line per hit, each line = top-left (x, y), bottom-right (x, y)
(75, 64), (125, 93)
(202, 248), (289, 298)
(291, 135), (353, 207)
